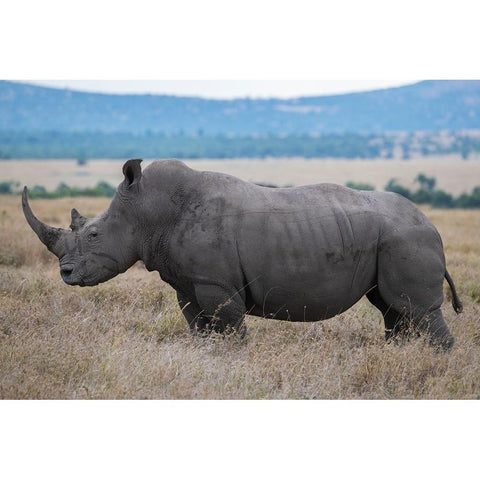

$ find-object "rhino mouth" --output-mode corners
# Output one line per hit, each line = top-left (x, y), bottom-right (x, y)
(60, 262), (110, 287)
(61, 273), (97, 287)
(59, 263), (91, 286)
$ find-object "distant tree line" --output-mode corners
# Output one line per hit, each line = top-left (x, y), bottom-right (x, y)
(2, 174), (480, 208)
(1, 130), (479, 160)
(0, 131), (383, 159)
(347, 173), (480, 208)
(385, 177), (480, 208)
(0, 181), (116, 198)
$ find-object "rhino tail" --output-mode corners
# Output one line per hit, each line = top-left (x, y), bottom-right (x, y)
(445, 269), (463, 314)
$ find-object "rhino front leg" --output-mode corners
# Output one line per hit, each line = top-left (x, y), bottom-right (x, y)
(176, 291), (211, 333)
(193, 283), (247, 337)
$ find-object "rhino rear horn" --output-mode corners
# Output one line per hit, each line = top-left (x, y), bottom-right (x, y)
(70, 208), (87, 231)
(22, 186), (67, 258)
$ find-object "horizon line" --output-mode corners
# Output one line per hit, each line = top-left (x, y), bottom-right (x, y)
(6, 79), (421, 101)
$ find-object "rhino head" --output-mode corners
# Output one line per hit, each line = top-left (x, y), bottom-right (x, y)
(22, 159), (144, 286)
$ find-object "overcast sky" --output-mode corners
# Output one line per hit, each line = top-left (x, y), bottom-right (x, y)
(25, 80), (417, 99)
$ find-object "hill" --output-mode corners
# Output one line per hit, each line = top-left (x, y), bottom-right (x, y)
(1, 80), (480, 135)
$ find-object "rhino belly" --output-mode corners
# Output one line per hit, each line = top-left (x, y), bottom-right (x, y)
(244, 252), (377, 322)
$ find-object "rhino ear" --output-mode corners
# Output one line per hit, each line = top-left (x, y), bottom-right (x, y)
(122, 159), (143, 188)
(70, 208), (87, 231)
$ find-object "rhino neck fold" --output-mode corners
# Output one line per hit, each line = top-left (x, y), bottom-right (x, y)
(140, 229), (174, 281)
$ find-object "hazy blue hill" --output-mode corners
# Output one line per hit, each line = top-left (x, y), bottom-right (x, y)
(1, 80), (479, 135)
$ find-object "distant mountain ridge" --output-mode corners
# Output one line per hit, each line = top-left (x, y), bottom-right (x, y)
(1, 80), (479, 135)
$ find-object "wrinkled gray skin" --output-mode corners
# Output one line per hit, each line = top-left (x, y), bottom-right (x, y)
(23, 159), (463, 350)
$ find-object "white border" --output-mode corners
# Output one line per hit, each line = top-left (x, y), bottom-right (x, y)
(1, 0), (478, 477)
(1, 400), (478, 479)
(3, 0), (480, 79)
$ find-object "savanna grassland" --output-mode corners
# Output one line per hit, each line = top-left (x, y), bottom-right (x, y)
(5, 156), (480, 194)
(1, 192), (480, 399)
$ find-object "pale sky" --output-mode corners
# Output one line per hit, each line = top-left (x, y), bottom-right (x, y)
(25, 80), (417, 99)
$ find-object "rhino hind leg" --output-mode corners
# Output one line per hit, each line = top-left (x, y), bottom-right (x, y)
(367, 287), (453, 350)
(416, 309), (454, 351)
(366, 287), (408, 341)
(193, 283), (247, 337)
(374, 231), (454, 350)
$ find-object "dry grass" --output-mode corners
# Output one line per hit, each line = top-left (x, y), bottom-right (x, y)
(1, 195), (479, 399)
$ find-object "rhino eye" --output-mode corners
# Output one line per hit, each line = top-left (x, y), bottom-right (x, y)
(87, 229), (98, 240)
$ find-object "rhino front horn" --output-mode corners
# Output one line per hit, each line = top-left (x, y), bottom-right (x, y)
(22, 186), (67, 257)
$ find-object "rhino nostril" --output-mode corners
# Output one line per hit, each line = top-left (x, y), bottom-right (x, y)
(61, 266), (74, 276)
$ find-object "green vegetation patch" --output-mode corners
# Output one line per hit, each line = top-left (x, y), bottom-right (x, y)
(383, 174), (480, 209)
(1, 180), (116, 198)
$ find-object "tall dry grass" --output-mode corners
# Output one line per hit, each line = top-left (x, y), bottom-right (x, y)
(1, 195), (479, 399)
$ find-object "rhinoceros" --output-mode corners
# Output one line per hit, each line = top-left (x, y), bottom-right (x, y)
(22, 159), (463, 349)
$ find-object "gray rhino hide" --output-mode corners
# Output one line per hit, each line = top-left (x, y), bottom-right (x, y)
(23, 159), (463, 350)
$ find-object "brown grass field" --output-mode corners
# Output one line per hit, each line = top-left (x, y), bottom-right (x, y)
(1, 158), (480, 399)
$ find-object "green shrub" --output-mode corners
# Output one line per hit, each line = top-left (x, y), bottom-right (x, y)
(346, 181), (375, 191)
(0, 181), (15, 194)
(29, 185), (49, 199)
(385, 179), (412, 200)
(26, 181), (117, 199)
(456, 187), (480, 208)
(411, 189), (433, 204)
(415, 173), (436, 192)
(430, 190), (455, 208)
